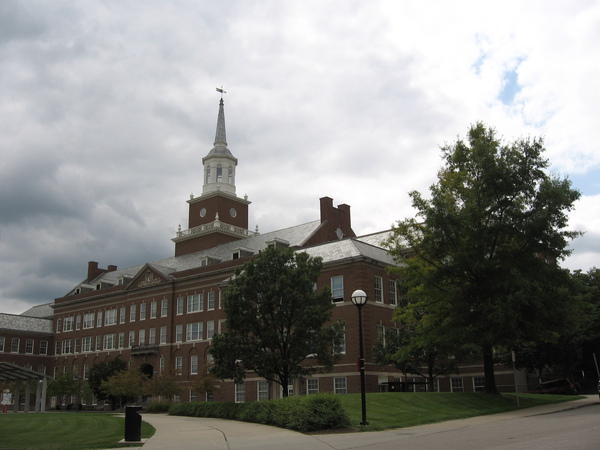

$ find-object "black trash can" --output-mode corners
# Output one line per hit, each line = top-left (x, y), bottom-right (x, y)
(124, 406), (142, 442)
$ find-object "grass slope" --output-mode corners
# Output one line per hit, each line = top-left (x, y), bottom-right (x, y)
(338, 392), (582, 430)
(0, 412), (155, 450)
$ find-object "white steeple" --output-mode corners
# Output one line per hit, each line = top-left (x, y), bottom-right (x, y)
(202, 97), (238, 196)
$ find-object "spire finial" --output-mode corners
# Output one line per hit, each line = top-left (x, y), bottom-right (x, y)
(216, 86), (226, 99)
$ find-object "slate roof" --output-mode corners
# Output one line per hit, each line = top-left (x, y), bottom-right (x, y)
(20, 303), (54, 319)
(0, 313), (52, 334)
(77, 224), (396, 293)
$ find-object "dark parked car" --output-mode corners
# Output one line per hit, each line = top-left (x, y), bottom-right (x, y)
(528, 378), (579, 395)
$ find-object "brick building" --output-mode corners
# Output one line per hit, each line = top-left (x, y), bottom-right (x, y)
(0, 98), (523, 407)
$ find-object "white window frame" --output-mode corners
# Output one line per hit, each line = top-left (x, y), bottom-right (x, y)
(235, 382), (245, 403)
(150, 301), (157, 319)
(331, 276), (344, 302)
(334, 377), (347, 394)
(374, 276), (383, 303)
(257, 381), (269, 401)
(187, 294), (204, 313)
(190, 355), (199, 375)
(307, 378), (319, 395)
(207, 292), (215, 310)
(451, 378), (464, 393)
(389, 280), (397, 306)
(161, 299), (168, 317)
(104, 309), (117, 326)
(186, 322), (203, 341)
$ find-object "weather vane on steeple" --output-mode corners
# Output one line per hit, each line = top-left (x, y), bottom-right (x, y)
(216, 86), (226, 99)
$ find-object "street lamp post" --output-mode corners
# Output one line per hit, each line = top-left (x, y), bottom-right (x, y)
(351, 289), (369, 426)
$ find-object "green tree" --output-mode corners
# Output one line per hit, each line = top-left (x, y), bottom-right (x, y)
(88, 358), (127, 405)
(100, 365), (148, 410)
(47, 368), (78, 406)
(144, 367), (182, 402)
(386, 122), (581, 394)
(191, 367), (220, 400)
(209, 246), (345, 397)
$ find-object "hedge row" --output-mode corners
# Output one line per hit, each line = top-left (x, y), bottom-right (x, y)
(168, 393), (350, 432)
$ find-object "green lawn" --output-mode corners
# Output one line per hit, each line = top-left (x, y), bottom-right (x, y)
(337, 392), (583, 430)
(0, 412), (155, 450)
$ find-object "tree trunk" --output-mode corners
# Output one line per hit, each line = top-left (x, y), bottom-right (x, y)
(482, 344), (499, 394)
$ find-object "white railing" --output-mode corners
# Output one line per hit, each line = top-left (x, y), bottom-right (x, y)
(176, 219), (256, 239)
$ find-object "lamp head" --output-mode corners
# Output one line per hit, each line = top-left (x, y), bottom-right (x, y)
(351, 289), (368, 306)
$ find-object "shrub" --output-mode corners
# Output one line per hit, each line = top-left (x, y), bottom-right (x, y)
(145, 401), (170, 413)
(169, 393), (350, 432)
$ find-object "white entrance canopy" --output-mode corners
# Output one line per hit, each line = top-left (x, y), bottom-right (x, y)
(0, 362), (52, 413)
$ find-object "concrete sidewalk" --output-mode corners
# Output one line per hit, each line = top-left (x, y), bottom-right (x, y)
(118, 395), (599, 450)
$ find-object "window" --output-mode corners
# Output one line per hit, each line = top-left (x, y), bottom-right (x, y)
(62, 340), (73, 354)
(55, 341), (61, 355)
(38, 366), (46, 375)
(206, 321), (214, 339)
(128, 331), (135, 347)
(334, 325), (346, 355)
(176, 324), (183, 343)
(307, 378), (319, 395)
(177, 297), (184, 315)
(25, 339), (34, 354)
(218, 290), (223, 309)
(83, 364), (90, 380)
(235, 382), (245, 403)
(208, 292), (215, 310)
(175, 356), (183, 374)
(451, 378), (464, 393)
(186, 322), (203, 341)
(389, 280), (397, 306)
(190, 355), (198, 375)
(160, 357), (165, 373)
(334, 377), (347, 394)
(190, 389), (197, 402)
(63, 316), (74, 332)
(160, 326), (167, 344)
(130, 305), (136, 322)
(39, 340), (48, 355)
(140, 303), (147, 320)
(161, 299), (168, 317)
(377, 325), (386, 347)
(150, 301), (157, 319)
(374, 276), (383, 303)
(0, 337), (4, 352)
(331, 276), (344, 302)
(74, 338), (80, 353)
(95, 336), (101, 351)
(228, 166), (233, 184)
(216, 164), (223, 182)
(11, 338), (20, 353)
(118, 332), (125, 349)
(82, 337), (92, 352)
(473, 377), (486, 392)
(103, 334), (116, 350)
(56, 318), (62, 333)
(149, 328), (156, 345)
(120, 307), (126, 324)
(96, 312), (103, 328)
(205, 166), (211, 184)
(105, 309), (117, 326)
(76, 315), (81, 330)
(139, 329), (146, 345)
(83, 313), (94, 329)
(187, 294), (203, 313)
(258, 381), (269, 401)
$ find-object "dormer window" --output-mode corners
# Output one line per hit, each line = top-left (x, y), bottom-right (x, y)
(200, 257), (208, 267)
(96, 283), (101, 290)
(231, 247), (254, 260)
(266, 238), (290, 249)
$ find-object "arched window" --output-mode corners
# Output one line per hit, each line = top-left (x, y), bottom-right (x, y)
(228, 166), (233, 184)
(205, 166), (211, 184)
(216, 164), (223, 183)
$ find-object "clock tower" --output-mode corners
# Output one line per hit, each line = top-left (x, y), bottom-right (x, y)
(173, 96), (253, 256)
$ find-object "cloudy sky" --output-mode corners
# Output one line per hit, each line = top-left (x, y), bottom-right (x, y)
(1, 1), (599, 315)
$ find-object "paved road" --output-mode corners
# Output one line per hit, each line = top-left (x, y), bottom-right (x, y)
(315, 403), (600, 449)
(118, 396), (599, 449)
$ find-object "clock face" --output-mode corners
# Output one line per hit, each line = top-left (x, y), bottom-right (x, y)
(230, 208), (237, 218)
(200, 208), (207, 217)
